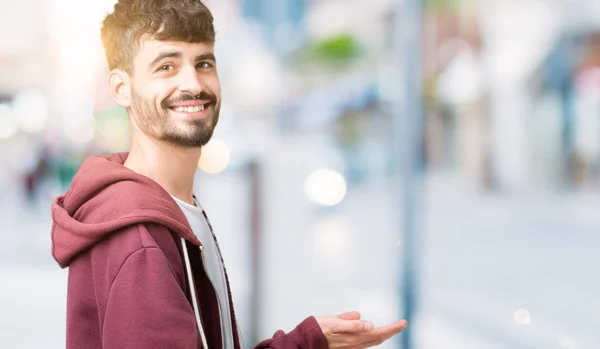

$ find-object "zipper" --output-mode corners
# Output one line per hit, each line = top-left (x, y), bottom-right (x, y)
(181, 239), (210, 349)
(198, 244), (225, 349)
(198, 208), (235, 349)
(236, 318), (245, 349)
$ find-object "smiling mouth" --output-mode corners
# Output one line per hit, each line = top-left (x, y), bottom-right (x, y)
(169, 103), (210, 113)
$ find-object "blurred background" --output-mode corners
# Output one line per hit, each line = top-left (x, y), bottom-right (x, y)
(1, 0), (599, 348)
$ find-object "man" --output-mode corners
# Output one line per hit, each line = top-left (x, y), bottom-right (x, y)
(50, 0), (407, 348)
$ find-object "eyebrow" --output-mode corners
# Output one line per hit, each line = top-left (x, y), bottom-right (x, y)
(196, 53), (217, 64)
(149, 51), (217, 70)
(149, 51), (182, 69)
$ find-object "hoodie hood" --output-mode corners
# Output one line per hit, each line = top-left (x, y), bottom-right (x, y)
(51, 152), (201, 268)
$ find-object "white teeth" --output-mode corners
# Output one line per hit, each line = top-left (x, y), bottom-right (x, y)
(173, 105), (205, 113)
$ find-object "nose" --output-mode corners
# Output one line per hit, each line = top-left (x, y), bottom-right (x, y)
(177, 65), (204, 96)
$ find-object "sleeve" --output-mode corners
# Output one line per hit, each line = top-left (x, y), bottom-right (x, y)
(254, 316), (329, 349)
(102, 247), (199, 349)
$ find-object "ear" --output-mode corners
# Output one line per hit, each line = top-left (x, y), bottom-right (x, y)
(108, 69), (132, 108)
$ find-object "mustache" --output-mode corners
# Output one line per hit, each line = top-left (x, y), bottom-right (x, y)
(161, 92), (217, 110)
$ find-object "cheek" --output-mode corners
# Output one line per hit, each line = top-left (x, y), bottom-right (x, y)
(154, 81), (178, 108)
(208, 74), (222, 97)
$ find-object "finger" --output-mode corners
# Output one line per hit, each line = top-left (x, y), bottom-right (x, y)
(337, 311), (361, 320)
(333, 319), (375, 333)
(359, 320), (408, 346)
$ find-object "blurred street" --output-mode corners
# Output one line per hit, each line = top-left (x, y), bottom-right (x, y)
(420, 176), (600, 349)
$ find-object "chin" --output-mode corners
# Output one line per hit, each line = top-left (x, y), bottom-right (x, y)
(161, 129), (214, 148)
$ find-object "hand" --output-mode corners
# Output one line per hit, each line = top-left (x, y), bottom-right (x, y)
(315, 311), (407, 349)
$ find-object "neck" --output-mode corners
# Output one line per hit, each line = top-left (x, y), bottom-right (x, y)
(124, 127), (201, 206)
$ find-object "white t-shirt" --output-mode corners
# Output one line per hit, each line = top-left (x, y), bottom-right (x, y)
(173, 196), (235, 349)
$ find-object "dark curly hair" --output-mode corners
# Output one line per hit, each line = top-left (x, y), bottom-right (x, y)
(101, 0), (215, 73)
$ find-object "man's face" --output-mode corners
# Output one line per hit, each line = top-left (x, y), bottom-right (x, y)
(128, 39), (221, 148)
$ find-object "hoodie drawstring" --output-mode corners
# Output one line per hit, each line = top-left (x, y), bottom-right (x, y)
(181, 238), (210, 349)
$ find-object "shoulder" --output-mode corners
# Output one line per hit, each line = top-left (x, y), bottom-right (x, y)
(89, 223), (186, 287)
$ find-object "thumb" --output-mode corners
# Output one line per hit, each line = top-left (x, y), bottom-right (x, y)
(338, 311), (361, 320)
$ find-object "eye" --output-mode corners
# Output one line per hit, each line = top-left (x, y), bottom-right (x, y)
(197, 62), (213, 69)
(159, 64), (174, 71)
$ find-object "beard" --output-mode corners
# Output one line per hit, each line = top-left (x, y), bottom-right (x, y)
(130, 89), (220, 148)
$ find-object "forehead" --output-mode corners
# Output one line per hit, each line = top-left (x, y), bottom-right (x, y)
(135, 39), (215, 63)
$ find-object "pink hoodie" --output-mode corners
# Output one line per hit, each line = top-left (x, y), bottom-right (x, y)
(51, 152), (328, 349)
